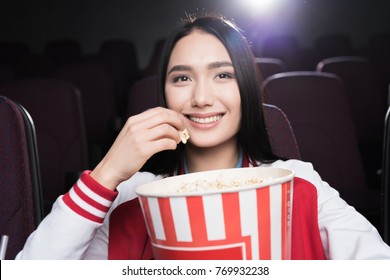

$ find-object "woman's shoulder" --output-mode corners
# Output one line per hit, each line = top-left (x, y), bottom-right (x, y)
(263, 159), (338, 203)
(265, 159), (314, 173)
(263, 159), (319, 186)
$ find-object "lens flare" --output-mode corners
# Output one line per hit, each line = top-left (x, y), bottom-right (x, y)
(241, 0), (284, 15)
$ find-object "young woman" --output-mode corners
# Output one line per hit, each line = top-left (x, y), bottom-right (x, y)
(16, 15), (390, 260)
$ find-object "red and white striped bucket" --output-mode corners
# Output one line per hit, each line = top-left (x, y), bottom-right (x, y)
(136, 167), (294, 260)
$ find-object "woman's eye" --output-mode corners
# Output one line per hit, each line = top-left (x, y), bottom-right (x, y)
(217, 73), (234, 79)
(173, 76), (190, 83)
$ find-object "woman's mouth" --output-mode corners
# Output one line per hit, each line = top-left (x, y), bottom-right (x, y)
(188, 114), (223, 124)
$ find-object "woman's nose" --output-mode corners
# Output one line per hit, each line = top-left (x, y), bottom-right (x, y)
(191, 80), (214, 107)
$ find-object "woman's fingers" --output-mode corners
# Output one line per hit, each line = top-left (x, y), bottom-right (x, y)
(128, 107), (186, 132)
(90, 107), (187, 190)
(143, 123), (183, 144)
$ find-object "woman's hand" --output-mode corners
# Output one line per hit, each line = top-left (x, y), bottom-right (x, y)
(90, 107), (186, 191)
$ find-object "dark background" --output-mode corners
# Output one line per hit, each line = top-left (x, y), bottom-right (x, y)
(1, 0), (389, 70)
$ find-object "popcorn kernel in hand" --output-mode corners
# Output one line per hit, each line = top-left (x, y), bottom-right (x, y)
(180, 129), (190, 144)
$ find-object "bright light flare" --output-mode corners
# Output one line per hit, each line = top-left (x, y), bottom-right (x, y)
(241, 0), (284, 15)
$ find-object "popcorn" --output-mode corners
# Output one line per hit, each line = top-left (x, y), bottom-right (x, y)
(172, 174), (265, 194)
(179, 129), (190, 144)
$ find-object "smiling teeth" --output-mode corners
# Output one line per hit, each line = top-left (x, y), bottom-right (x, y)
(189, 115), (222, 124)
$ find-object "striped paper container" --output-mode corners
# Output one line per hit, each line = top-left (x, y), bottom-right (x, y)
(136, 167), (294, 260)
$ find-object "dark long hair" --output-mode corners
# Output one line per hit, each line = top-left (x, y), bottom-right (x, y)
(141, 15), (278, 174)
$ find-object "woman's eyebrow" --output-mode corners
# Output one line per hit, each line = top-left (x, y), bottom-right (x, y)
(167, 65), (192, 75)
(167, 61), (233, 75)
(208, 61), (233, 69)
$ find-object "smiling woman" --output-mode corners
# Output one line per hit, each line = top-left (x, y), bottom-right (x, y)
(14, 14), (390, 260)
(164, 30), (241, 161)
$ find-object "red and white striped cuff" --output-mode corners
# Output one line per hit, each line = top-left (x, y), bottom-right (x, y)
(62, 170), (118, 223)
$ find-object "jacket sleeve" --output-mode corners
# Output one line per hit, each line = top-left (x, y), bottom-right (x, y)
(15, 171), (118, 260)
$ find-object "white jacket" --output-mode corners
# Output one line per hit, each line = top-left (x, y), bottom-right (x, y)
(16, 159), (390, 259)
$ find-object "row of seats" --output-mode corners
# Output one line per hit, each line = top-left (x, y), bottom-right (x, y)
(2, 32), (390, 86)
(0, 79), (89, 215)
(0, 39), (140, 80)
(0, 54), (134, 162)
(255, 35), (390, 189)
(257, 57), (386, 190)
(253, 33), (390, 76)
(262, 72), (380, 217)
(0, 39), (141, 118)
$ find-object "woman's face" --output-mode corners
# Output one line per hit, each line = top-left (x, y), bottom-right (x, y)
(165, 30), (241, 149)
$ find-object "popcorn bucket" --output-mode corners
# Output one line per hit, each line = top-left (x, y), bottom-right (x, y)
(136, 167), (294, 260)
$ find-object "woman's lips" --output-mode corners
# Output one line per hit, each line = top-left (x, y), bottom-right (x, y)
(188, 114), (223, 124)
(185, 113), (224, 130)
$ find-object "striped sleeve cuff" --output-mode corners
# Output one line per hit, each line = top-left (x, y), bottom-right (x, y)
(62, 170), (118, 223)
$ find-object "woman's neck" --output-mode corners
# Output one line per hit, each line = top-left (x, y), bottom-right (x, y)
(184, 140), (240, 173)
